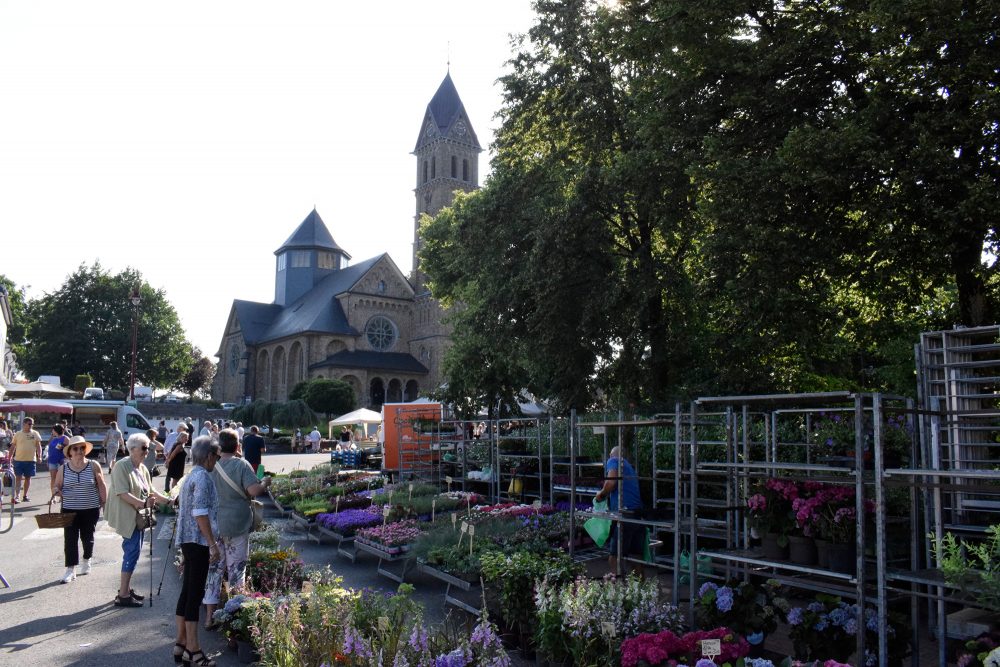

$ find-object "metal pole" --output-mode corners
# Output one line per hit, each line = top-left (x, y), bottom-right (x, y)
(873, 394), (888, 667)
(854, 394), (866, 663)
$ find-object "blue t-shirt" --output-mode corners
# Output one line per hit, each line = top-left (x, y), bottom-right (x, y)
(48, 435), (68, 466)
(605, 457), (642, 511)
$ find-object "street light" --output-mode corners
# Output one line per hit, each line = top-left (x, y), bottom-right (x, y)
(128, 287), (141, 401)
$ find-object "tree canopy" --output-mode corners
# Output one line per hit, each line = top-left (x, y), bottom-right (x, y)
(16, 263), (194, 391)
(420, 0), (997, 413)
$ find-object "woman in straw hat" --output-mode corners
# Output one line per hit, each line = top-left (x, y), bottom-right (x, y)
(51, 435), (108, 584)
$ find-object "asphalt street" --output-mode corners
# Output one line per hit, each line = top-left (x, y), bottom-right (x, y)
(0, 452), (463, 667)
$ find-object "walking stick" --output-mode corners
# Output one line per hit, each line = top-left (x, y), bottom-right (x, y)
(149, 517), (154, 607)
(157, 512), (179, 596)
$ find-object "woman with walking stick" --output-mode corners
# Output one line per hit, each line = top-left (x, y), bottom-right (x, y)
(106, 433), (170, 608)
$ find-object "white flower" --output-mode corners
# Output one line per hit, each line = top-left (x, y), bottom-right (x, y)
(984, 647), (1000, 667)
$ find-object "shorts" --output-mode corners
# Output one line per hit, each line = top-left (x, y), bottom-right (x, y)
(13, 460), (36, 477)
(48, 462), (62, 471)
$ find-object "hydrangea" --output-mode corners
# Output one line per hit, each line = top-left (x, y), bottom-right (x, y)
(696, 660), (716, 667)
(715, 586), (734, 612)
(698, 582), (718, 598)
(787, 607), (804, 626)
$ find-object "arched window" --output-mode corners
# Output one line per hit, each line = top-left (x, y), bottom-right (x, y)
(422, 161), (428, 183)
(462, 159), (469, 181)
(451, 156), (457, 178)
(431, 156), (436, 178)
(404, 380), (419, 402)
(387, 379), (403, 403)
(370, 378), (385, 407)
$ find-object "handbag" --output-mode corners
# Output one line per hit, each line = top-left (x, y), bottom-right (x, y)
(136, 507), (158, 531)
(217, 460), (264, 532)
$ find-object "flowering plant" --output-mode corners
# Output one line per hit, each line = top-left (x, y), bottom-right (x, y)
(533, 573), (683, 665)
(954, 631), (1000, 667)
(787, 595), (909, 666)
(696, 579), (788, 638)
(247, 547), (305, 594)
(315, 506), (382, 535)
(480, 549), (580, 635)
(357, 519), (423, 548)
(211, 592), (272, 643)
(790, 484), (873, 542)
(620, 626), (750, 667)
(746, 478), (799, 545)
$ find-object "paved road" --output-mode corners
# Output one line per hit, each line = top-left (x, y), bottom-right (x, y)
(0, 453), (469, 667)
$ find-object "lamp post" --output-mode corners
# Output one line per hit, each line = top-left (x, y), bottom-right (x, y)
(128, 287), (141, 401)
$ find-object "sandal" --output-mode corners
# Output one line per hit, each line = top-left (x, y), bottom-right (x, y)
(129, 588), (145, 601)
(113, 594), (142, 608)
(173, 643), (185, 663)
(203, 621), (221, 632)
(182, 649), (216, 667)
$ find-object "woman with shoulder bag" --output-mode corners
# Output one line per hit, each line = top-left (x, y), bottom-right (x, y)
(106, 432), (171, 607)
(174, 436), (222, 666)
(51, 435), (108, 583)
(202, 428), (270, 628)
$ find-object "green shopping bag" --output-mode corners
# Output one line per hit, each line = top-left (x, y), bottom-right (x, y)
(583, 498), (612, 547)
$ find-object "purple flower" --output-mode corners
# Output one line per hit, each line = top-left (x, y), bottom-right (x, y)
(698, 582), (718, 598)
(787, 607), (804, 626)
(715, 586), (734, 612)
(696, 660), (716, 667)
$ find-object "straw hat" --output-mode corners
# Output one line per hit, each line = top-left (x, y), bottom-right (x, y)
(64, 435), (93, 456)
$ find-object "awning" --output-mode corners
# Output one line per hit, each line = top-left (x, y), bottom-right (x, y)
(0, 398), (75, 414)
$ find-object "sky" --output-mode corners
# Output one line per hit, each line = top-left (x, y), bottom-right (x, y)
(0, 0), (537, 364)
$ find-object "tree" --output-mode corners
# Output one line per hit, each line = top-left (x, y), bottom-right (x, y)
(178, 347), (216, 398)
(18, 263), (193, 390)
(0, 275), (29, 372)
(74, 374), (93, 392)
(299, 378), (355, 418)
(272, 399), (317, 430)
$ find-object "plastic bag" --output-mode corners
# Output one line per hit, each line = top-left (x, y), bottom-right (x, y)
(584, 498), (612, 547)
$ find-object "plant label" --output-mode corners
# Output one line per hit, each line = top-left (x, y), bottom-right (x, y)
(700, 639), (721, 661)
(468, 524), (475, 537)
(601, 622), (615, 638)
(408, 483), (414, 500)
(533, 499), (542, 508)
(378, 616), (389, 633)
(335, 495), (340, 512)
(432, 499), (436, 522)
(451, 513), (457, 530)
(445, 475), (453, 492)
(461, 521), (469, 534)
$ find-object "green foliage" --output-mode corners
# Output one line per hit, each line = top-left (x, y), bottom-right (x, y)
(177, 347), (215, 398)
(272, 399), (317, 430)
(932, 526), (1000, 611)
(17, 263), (192, 390)
(480, 549), (581, 633)
(293, 378), (355, 417)
(73, 374), (93, 392)
(0, 275), (28, 361)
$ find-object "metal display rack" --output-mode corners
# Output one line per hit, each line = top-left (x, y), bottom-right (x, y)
(495, 417), (547, 504)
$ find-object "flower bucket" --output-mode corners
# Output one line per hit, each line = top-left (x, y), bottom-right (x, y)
(815, 538), (830, 568)
(236, 639), (260, 664)
(827, 541), (857, 574)
(787, 535), (817, 565)
(761, 533), (789, 560)
(746, 630), (767, 657)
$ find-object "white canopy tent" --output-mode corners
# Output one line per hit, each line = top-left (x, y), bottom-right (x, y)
(328, 408), (382, 440)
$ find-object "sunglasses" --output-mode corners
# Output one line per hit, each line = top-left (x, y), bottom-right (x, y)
(70, 446), (86, 452)
(140, 446), (150, 452)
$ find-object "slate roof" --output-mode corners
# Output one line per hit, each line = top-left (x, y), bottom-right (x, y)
(234, 255), (385, 345)
(309, 350), (429, 375)
(275, 208), (351, 259)
(414, 72), (482, 151)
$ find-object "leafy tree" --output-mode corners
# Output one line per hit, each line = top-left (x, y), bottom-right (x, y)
(288, 380), (309, 402)
(0, 275), (29, 371)
(74, 374), (93, 392)
(18, 264), (193, 390)
(300, 378), (355, 418)
(272, 399), (316, 430)
(178, 347), (216, 398)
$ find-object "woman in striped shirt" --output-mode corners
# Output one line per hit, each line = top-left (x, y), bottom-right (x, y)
(52, 435), (108, 584)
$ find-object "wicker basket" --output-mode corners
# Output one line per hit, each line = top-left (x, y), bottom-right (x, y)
(35, 499), (76, 529)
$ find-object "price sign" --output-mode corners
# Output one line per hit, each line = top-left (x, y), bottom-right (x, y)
(700, 639), (721, 662)
(335, 495), (340, 512)
(451, 513), (457, 530)
(408, 483), (414, 500)
(532, 499), (542, 508)
(445, 475), (453, 492)
(468, 523), (475, 555)
(601, 622), (616, 638)
(432, 498), (437, 522)
(461, 521), (469, 534)
(383, 505), (389, 525)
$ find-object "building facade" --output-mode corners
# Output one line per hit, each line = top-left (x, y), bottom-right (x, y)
(211, 73), (480, 409)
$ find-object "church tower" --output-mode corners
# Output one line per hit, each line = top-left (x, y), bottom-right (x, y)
(273, 208), (351, 306)
(409, 72), (482, 389)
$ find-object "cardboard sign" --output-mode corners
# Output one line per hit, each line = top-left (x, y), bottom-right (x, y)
(700, 638), (721, 661)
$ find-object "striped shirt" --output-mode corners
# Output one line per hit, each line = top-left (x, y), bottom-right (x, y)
(62, 460), (101, 510)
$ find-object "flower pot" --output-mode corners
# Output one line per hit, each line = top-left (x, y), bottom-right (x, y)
(827, 541), (857, 574)
(787, 535), (817, 565)
(761, 533), (789, 560)
(236, 639), (260, 664)
(815, 538), (830, 568)
(746, 631), (767, 657)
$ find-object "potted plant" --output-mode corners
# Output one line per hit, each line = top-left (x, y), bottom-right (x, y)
(247, 547), (305, 594)
(746, 478), (798, 559)
(620, 627), (750, 667)
(696, 580), (788, 653)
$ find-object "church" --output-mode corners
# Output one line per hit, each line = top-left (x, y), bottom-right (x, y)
(211, 72), (481, 408)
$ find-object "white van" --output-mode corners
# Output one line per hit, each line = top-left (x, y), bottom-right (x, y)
(82, 387), (105, 400)
(64, 400), (152, 463)
(133, 386), (154, 400)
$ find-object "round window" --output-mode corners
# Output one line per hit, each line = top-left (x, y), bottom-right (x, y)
(365, 315), (397, 352)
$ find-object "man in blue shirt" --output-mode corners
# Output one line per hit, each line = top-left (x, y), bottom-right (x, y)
(595, 446), (644, 575)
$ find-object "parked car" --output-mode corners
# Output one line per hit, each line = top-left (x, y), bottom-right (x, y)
(220, 403), (237, 410)
(162, 394), (183, 403)
(82, 387), (105, 400)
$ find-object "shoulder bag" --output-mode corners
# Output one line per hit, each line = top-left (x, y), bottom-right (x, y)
(217, 460), (264, 532)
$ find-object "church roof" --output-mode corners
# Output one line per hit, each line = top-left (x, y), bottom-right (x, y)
(234, 255), (385, 345)
(275, 208), (351, 259)
(310, 350), (429, 375)
(414, 72), (482, 151)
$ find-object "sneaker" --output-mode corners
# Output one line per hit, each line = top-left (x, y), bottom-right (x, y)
(78, 559), (92, 575)
(21, 495), (28, 502)
(61, 567), (76, 584)
(114, 595), (142, 608)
